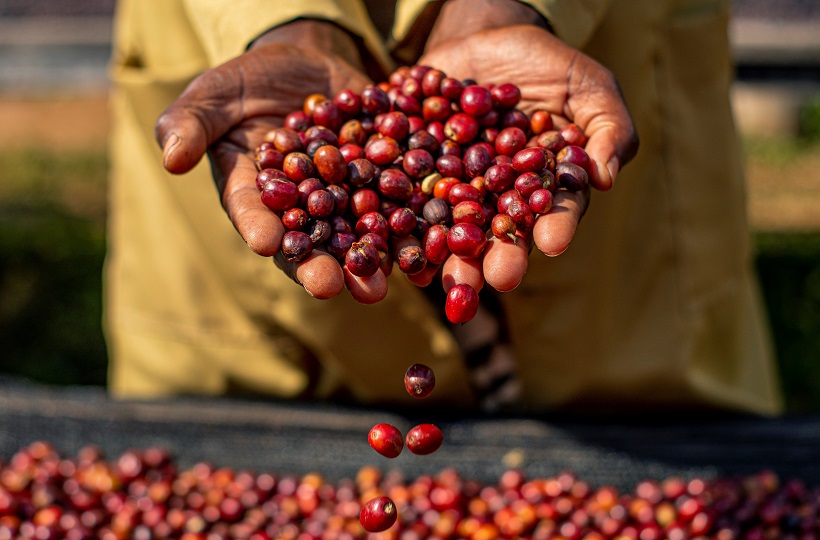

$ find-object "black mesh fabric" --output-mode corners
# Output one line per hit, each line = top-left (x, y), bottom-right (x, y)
(1, 377), (817, 490)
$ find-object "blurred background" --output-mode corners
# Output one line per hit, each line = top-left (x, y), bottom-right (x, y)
(1, 0), (819, 413)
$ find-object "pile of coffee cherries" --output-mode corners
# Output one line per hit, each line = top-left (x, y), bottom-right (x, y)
(362, 363), (440, 532)
(255, 65), (591, 323)
(2, 441), (817, 539)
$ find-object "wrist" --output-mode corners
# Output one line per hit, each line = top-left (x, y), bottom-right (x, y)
(426, 0), (550, 50)
(250, 18), (365, 72)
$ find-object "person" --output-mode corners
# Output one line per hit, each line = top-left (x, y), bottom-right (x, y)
(105, 0), (783, 414)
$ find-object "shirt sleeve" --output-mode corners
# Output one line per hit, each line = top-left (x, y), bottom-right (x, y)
(179, 0), (392, 70)
(519, 0), (613, 49)
(392, 0), (612, 52)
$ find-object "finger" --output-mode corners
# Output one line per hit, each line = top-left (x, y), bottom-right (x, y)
(406, 263), (440, 287)
(532, 188), (590, 256)
(483, 234), (530, 292)
(274, 250), (345, 299)
(155, 62), (247, 175)
(442, 255), (484, 292)
(344, 267), (388, 304)
(208, 142), (283, 256)
(569, 73), (639, 191)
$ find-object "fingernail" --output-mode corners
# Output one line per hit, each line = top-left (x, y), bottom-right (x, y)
(607, 156), (620, 185)
(163, 133), (180, 167)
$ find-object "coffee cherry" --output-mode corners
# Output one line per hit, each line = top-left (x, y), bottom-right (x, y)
(284, 110), (313, 132)
(388, 207), (418, 238)
(280, 231), (313, 263)
(445, 283), (480, 324)
(282, 152), (315, 182)
(311, 99), (343, 132)
(491, 213), (518, 243)
(260, 178), (299, 212)
(530, 109), (553, 134)
(327, 232), (356, 261)
(423, 223), (451, 265)
(501, 109), (531, 132)
(422, 96), (452, 124)
(267, 127), (304, 154)
(396, 244), (427, 275)
(444, 113), (479, 145)
(436, 154), (464, 179)
(514, 171), (544, 198)
(529, 188), (554, 214)
(557, 145), (592, 172)
(447, 222), (487, 259)
(333, 88), (362, 116)
(367, 424), (403, 458)
(483, 163), (517, 193)
(361, 85), (390, 116)
(512, 147), (548, 173)
(255, 167), (288, 191)
(303, 124), (339, 147)
(402, 149), (436, 179)
(375, 169), (412, 202)
(302, 92), (327, 115)
(307, 219), (331, 245)
(281, 207), (309, 231)
(405, 423), (444, 455)
(345, 241), (380, 277)
(306, 189), (335, 218)
(536, 130), (567, 154)
(495, 127), (528, 157)
(359, 496), (398, 532)
(255, 146), (285, 171)
(452, 201), (486, 228)
(460, 85), (493, 117)
(408, 129), (440, 153)
(339, 143), (364, 163)
(506, 199), (535, 233)
(377, 111), (410, 141)
(365, 136), (401, 166)
(355, 211), (389, 241)
(338, 119), (367, 146)
(440, 77), (465, 101)
(490, 83), (521, 109)
(556, 161), (589, 192)
(346, 158), (378, 188)
(463, 144), (493, 179)
(560, 123), (588, 146)
(404, 363), (436, 398)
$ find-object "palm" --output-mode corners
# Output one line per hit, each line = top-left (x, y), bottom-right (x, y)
(156, 42), (374, 300)
(417, 25), (637, 293)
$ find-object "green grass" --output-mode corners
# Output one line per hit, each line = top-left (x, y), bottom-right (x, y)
(1, 146), (819, 413)
(0, 149), (108, 386)
(754, 231), (820, 413)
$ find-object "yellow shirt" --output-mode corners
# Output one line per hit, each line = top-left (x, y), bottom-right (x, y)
(105, 0), (783, 414)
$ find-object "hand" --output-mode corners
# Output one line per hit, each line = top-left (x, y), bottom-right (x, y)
(154, 20), (385, 302)
(414, 1), (639, 294)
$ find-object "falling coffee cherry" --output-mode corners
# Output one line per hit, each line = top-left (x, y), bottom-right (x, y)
(405, 423), (443, 455)
(367, 423), (403, 458)
(445, 283), (480, 324)
(404, 363), (436, 399)
(359, 495), (398, 532)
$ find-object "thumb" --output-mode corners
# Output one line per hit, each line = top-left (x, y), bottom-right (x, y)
(155, 62), (246, 174)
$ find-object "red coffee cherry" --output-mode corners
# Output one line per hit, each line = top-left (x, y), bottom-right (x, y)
(359, 496), (398, 532)
(404, 363), (436, 398)
(405, 423), (444, 455)
(445, 283), (479, 324)
(367, 423), (403, 458)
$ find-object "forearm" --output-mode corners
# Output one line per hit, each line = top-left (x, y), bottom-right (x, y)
(250, 18), (366, 74)
(426, 0), (550, 51)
